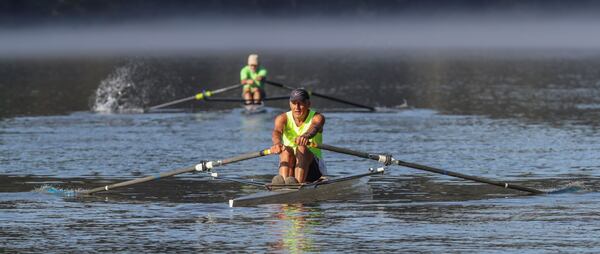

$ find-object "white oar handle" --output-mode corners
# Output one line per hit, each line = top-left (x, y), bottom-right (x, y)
(377, 154), (393, 165)
(195, 160), (218, 171)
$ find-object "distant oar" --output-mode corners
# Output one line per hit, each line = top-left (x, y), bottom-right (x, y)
(203, 96), (289, 102)
(148, 83), (243, 111)
(79, 148), (272, 195)
(264, 80), (375, 111)
(313, 143), (546, 195)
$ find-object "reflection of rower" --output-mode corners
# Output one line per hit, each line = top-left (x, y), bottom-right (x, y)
(241, 54), (267, 106)
(271, 204), (317, 253)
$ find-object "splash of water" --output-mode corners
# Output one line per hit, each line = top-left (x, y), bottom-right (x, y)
(91, 62), (146, 113)
(547, 181), (588, 194)
(33, 185), (80, 197)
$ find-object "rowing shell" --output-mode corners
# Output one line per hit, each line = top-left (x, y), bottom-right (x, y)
(243, 102), (267, 114)
(229, 167), (385, 207)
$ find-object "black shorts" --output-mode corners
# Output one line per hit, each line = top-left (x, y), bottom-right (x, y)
(305, 158), (323, 182)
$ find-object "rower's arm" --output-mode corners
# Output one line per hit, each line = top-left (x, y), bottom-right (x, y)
(240, 68), (251, 85)
(256, 68), (267, 81)
(272, 113), (286, 145)
(302, 113), (325, 139)
(270, 114), (287, 154)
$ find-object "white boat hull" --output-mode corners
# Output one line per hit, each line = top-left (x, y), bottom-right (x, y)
(243, 102), (266, 114)
(229, 169), (384, 207)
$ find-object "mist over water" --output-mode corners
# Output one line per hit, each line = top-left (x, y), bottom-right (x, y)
(3, 15), (600, 58)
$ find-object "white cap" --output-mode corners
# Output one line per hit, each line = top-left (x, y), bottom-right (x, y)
(248, 54), (259, 65)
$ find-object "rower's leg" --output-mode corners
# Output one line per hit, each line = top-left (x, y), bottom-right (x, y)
(279, 146), (296, 178)
(243, 88), (252, 105)
(294, 145), (314, 183)
(252, 88), (262, 104)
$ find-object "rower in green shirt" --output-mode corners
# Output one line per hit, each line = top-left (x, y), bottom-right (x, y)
(240, 54), (268, 105)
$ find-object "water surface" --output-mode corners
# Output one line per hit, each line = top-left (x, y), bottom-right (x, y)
(2, 51), (600, 252)
(2, 108), (599, 252)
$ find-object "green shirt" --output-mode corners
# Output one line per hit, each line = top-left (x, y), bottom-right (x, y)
(240, 65), (267, 88)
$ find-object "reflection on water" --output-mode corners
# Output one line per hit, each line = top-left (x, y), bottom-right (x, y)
(271, 204), (319, 253)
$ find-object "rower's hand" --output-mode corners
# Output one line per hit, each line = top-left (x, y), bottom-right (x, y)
(295, 135), (310, 146)
(245, 79), (254, 85)
(270, 144), (284, 154)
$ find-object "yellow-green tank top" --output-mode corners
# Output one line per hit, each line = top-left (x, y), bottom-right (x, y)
(282, 110), (323, 159)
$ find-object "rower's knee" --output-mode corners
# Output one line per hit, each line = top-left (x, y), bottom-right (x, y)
(279, 147), (296, 168)
(297, 145), (311, 154)
(295, 146), (313, 167)
(281, 146), (294, 155)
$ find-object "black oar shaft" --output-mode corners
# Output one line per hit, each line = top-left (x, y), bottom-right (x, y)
(262, 96), (290, 101)
(310, 91), (375, 111)
(392, 160), (545, 194)
(265, 81), (375, 111)
(203, 96), (289, 102)
(315, 143), (545, 195)
(81, 148), (271, 195)
(318, 143), (374, 159)
(204, 98), (246, 102)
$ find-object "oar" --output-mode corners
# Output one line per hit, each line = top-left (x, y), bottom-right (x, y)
(148, 83), (243, 111)
(202, 96), (289, 102)
(79, 148), (272, 195)
(264, 80), (375, 111)
(312, 143), (546, 194)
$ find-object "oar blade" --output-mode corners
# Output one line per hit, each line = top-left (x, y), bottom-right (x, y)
(545, 181), (588, 194)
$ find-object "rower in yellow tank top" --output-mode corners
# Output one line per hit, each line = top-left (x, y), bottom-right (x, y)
(270, 88), (327, 184)
(282, 110), (323, 159)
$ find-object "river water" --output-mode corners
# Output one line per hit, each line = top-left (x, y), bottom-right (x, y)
(2, 50), (600, 252)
